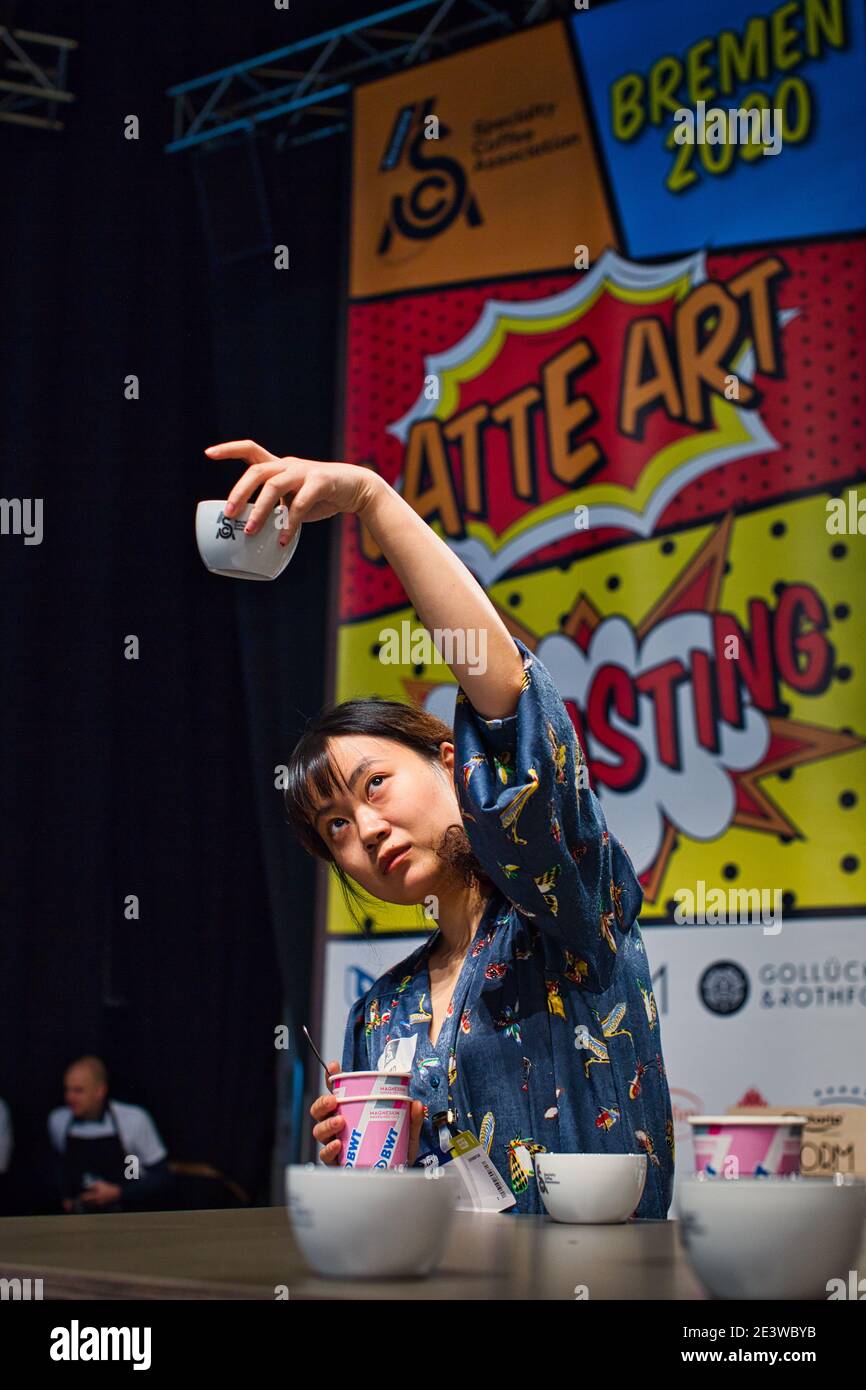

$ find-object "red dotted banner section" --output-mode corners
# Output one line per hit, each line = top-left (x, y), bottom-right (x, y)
(340, 236), (865, 623)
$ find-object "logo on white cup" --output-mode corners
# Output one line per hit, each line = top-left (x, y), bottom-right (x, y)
(195, 499), (299, 581)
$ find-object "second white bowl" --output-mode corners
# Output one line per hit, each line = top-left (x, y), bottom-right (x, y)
(534, 1152), (648, 1223)
(676, 1173), (866, 1299)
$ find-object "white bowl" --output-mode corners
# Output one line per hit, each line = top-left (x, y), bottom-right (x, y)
(285, 1163), (457, 1278)
(534, 1153), (647, 1223)
(676, 1173), (866, 1299)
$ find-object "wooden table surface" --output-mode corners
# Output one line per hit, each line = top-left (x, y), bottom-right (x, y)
(3, 1206), (864, 1300)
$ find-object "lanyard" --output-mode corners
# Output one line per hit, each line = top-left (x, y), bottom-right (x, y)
(431, 1109), (460, 1154)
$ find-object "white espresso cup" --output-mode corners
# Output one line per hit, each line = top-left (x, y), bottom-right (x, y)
(195, 499), (300, 580)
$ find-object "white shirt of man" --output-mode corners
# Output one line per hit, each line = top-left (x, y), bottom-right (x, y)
(47, 1099), (167, 1170)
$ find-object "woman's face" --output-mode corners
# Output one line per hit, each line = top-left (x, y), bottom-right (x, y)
(310, 734), (462, 906)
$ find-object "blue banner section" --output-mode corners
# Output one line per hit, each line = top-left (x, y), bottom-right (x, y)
(573, 0), (866, 255)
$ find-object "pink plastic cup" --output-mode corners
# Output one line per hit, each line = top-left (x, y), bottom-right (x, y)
(331, 1070), (412, 1101)
(336, 1094), (411, 1169)
(688, 1115), (807, 1177)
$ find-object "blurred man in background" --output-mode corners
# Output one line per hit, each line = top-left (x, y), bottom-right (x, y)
(48, 1055), (171, 1214)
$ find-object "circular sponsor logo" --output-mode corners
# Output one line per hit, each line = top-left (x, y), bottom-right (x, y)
(699, 961), (749, 1016)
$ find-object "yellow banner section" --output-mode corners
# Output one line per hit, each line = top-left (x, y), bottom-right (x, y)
(350, 20), (616, 298)
(328, 494), (865, 933)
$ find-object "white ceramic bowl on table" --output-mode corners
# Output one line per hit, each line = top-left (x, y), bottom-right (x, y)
(285, 1164), (457, 1278)
(676, 1173), (866, 1299)
(534, 1153), (647, 1223)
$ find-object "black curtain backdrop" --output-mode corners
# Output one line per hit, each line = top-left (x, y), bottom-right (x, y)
(1, 0), (350, 1210)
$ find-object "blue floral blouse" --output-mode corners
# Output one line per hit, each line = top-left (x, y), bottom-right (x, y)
(341, 636), (675, 1219)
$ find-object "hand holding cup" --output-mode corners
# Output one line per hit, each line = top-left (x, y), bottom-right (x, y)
(203, 439), (381, 548)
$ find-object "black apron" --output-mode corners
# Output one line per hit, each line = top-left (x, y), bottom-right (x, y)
(62, 1100), (126, 1212)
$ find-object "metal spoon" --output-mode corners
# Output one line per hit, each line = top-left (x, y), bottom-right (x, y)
(302, 1024), (334, 1091)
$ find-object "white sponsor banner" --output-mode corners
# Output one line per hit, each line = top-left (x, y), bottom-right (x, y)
(322, 918), (866, 1214)
(645, 917), (866, 1212)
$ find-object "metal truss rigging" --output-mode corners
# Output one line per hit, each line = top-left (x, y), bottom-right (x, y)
(165, 0), (563, 155)
(0, 24), (77, 131)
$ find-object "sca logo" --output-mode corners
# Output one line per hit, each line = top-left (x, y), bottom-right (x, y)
(374, 1127), (400, 1168)
(216, 512), (235, 540)
(344, 1128), (363, 1168)
(377, 97), (482, 255)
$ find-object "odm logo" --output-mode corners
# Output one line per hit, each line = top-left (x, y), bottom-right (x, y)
(374, 1127), (400, 1168)
(344, 1128), (364, 1168)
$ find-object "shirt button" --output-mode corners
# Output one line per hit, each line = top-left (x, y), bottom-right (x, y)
(430, 1076), (440, 1089)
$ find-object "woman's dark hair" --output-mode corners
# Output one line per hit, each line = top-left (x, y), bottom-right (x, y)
(283, 697), (493, 933)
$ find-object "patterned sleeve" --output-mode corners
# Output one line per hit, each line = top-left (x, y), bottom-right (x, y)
(341, 994), (369, 1073)
(453, 635), (643, 993)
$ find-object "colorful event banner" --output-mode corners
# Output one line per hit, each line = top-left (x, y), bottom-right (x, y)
(334, 235), (866, 931)
(323, 5), (865, 1156)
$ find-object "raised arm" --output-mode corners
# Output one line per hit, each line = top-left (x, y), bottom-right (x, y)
(205, 442), (524, 717)
(358, 475), (525, 720)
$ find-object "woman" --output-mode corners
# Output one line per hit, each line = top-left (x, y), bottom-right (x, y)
(205, 438), (675, 1219)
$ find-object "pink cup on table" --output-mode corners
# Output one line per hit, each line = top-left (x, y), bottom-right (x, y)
(688, 1115), (807, 1177)
(331, 1070), (412, 1101)
(336, 1094), (411, 1169)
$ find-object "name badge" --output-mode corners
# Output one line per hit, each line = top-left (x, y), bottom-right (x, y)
(416, 1130), (516, 1212)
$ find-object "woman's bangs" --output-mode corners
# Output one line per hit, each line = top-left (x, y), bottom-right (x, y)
(293, 736), (347, 834)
